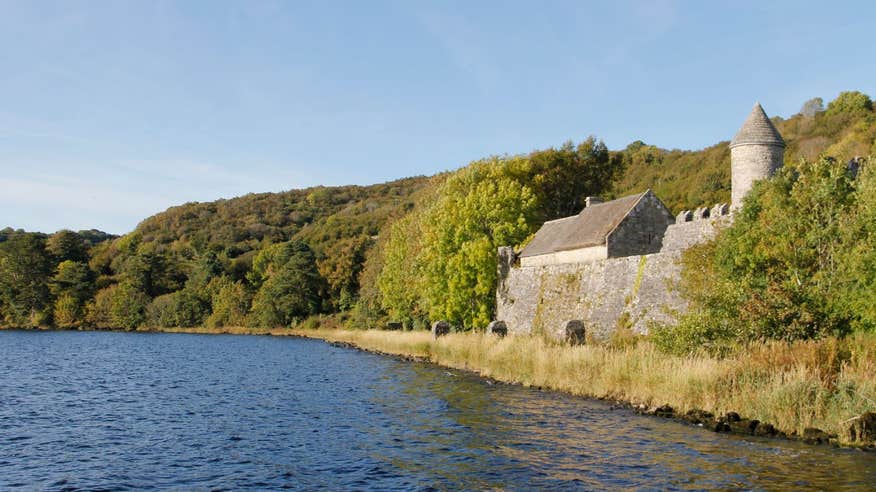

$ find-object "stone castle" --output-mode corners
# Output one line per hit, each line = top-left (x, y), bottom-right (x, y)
(495, 103), (785, 340)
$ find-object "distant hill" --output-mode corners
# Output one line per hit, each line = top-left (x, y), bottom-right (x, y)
(610, 92), (876, 212)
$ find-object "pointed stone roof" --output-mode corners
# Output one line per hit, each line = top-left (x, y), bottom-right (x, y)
(519, 191), (648, 258)
(730, 102), (785, 148)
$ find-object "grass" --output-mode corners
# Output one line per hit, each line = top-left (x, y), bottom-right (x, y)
(288, 328), (876, 445)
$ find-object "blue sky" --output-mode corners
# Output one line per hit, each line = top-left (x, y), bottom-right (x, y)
(2, 0), (874, 234)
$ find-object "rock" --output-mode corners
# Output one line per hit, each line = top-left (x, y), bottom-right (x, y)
(802, 427), (831, 444)
(708, 421), (731, 433)
(431, 321), (451, 339)
(753, 422), (777, 437)
(487, 320), (508, 338)
(385, 322), (402, 331)
(727, 419), (759, 435)
(684, 409), (714, 425)
(846, 412), (876, 444)
(564, 320), (586, 346)
(652, 404), (674, 417)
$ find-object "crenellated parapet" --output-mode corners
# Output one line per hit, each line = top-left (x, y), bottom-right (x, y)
(675, 203), (731, 224)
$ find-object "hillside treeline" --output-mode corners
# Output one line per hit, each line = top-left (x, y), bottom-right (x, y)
(1, 91), (874, 333)
(611, 91), (876, 212)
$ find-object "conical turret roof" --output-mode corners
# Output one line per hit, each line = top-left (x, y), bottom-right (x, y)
(730, 102), (785, 148)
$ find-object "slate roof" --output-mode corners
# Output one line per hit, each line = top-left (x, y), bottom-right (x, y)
(730, 103), (785, 148)
(519, 192), (647, 257)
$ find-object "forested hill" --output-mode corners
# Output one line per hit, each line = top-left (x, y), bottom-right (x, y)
(610, 91), (876, 212)
(130, 175), (430, 274)
(1, 91), (873, 331)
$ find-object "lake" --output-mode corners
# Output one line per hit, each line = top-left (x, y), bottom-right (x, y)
(1, 330), (874, 490)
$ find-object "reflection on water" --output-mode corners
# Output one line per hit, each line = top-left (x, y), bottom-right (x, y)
(0, 330), (874, 490)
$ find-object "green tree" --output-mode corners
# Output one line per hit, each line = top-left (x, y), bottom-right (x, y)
(376, 213), (428, 327)
(836, 158), (876, 330)
(317, 235), (372, 310)
(87, 282), (149, 330)
(205, 277), (252, 328)
(249, 240), (325, 327)
(53, 293), (81, 328)
(49, 260), (94, 327)
(658, 157), (864, 354)
(518, 138), (622, 220)
(46, 230), (88, 263)
(0, 233), (53, 326)
(146, 288), (210, 328)
(826, 91), (873, 117)
(419, 161), (538, 328)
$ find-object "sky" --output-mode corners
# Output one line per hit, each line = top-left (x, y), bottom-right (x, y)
(1, 0), (874, 235)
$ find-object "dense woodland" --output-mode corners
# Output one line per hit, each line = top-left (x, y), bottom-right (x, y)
(2, 91), (875, 338)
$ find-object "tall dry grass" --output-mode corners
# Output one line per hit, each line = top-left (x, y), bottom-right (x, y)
(291, 328), (876, 443)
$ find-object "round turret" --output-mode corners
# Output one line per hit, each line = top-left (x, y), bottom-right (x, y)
(729, 103), (785, 208)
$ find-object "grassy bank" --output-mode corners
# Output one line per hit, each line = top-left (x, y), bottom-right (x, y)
(288, 328), (876, 446)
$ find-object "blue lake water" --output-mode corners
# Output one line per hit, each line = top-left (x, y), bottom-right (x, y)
(0, 330), (874, 491)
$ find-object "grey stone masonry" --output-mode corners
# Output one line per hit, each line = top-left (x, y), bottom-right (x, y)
(606, 190), (674, 258)
(730, 103), (785, 208)
(660, 215), (729, 252)
(497, 251), (687, 340)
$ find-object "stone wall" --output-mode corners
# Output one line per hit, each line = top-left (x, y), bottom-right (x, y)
(497, 251), (685, 340)
(607, 191), (674, 258)
(496, 214), (729, 340)
(660, 218), (723, 252)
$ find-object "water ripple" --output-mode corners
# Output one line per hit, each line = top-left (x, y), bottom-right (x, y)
(0, 330), (874, 490)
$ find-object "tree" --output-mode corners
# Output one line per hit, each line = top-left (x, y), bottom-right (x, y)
(0, 233), (53, 326)
(509, 138), (622, 221)
(420, 162), (538, 328)
(86, 282), (149, 330)
(317, 235), (372, 310)
(53, 294), (80, 328)
(659, 157), (864, 353)
(249, 240), (325, 327)
(826, 91), (873, 117)
(146, 288), (210, 328)
(49, 260), (94, 327)
(46, 230), (88, 263)
(836, 158), (876, 330)
(799, 97), (824, 117)
(376, 214), (428, 327)
(205, 277), (251, 328)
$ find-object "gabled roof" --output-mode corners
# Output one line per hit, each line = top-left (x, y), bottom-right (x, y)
(730, 102), (785, 148)
(519, 192), (647, 258)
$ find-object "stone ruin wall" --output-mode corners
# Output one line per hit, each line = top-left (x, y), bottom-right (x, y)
(496, 206), (730, 340)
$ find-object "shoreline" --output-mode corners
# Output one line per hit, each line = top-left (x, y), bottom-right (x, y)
(287, 329), (874, 451)
(4, 325), (875, 451)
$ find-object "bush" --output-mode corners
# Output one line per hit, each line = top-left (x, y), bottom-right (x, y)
(667, 156), (876, 351)
(87, 282), (150, 330)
